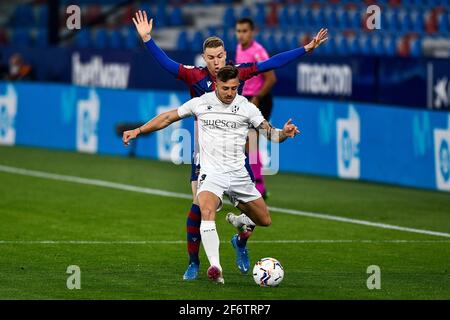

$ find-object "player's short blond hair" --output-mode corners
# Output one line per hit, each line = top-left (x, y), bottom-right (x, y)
(203, 36), (225, 52)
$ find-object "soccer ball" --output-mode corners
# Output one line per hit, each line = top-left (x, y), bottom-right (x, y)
(252, 257), (284, 287)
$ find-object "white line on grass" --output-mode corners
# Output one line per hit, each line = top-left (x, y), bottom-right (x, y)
(1, 164), (450, 239)
(0, 240), (449, 245)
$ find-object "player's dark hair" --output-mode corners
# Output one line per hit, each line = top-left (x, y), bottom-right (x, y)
(203, 36), (225, 52)
(217, 65), (239, 82)
(237, 17), (255, 30)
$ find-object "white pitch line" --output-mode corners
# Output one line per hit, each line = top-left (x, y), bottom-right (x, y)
(1, 164), (450, 239)
(0, 240), (449, 245)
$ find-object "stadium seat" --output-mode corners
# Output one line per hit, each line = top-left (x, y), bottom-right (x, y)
(358, 35), (372, 56)
(139, 4), (153, 18)
(11, 28), (32, 47)
(254, 5), (266, 27)
(335, 36), (350, 55)
(255, 33), (265, 47)
(35, 29), (48, 48)
(438, 13), (449, 33)
(287, 34), (299, 50)
(410, 38), (422, 57)
(92, 28), (108, 49)
(223, 7), (236, 28)
(190, 31), (204, 52)
(240, 6), (252, 19)
(74, 29), (91, 48)
(10, 4), (35, 27)
(384, 36), (397, 56)
(169, 7), (184, 26)
(398, 11), (412, 33)
(372, 36), (384, 56)
(36, 5), (48, 28)
(176, 31), (188, 51)
(123, 27), (138, 49)
(264, 33), (276, 53)
(290, 8), (301, 27)
(108, 29), (122, 49)
(322, 36), (336, 55)
(348, 10), (360, 29)
(410, 11), (425, 33)
(348, 37), (359, 55)
(155, 4), (168, 27)
(276, 34), (289, 52)
(324, 9), (338, 29)
(277, 6), (290, 28)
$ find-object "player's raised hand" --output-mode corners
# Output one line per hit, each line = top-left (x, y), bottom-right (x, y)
(304, 28), (328, 52)
(123, 129), (139, 146)
(282, 119), (300, 138)
(132, 10), (153, 42)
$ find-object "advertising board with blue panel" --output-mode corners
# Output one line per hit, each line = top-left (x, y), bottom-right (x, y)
(1, 46), (449, 110)
(0, 81), (449, 192)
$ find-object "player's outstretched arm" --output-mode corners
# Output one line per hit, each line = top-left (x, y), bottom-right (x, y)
(304, 28), (328, 52)
(256, 28), (328, 73)
(122, 109), (181, 146)
(257, 119), (300, 143)
(132, 10), (180, 77)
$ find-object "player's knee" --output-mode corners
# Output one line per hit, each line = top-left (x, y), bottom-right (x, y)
(262, 216), (272, 227)
(259, 212), (271, 227)
(200, 207), (215, 220)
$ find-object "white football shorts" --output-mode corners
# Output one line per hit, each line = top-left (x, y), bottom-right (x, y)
(196, 168), (262, 211)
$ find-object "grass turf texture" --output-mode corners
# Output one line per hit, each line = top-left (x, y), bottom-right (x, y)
(0, 145), (449, 299)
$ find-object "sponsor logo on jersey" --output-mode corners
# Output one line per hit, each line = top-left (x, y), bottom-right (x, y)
(201, 119), (238, 129)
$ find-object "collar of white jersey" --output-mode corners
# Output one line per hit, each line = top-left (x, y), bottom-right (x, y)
(211, 91), (245, 107)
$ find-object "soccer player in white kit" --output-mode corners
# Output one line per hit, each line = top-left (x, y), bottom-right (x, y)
(122, 65), (300, 284)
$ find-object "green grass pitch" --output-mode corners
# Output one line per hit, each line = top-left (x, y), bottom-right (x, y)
(0, 145), (449, 299)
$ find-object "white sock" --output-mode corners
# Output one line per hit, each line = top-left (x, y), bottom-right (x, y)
(237, 213), (256, 228)
(200, 220), (222, 271)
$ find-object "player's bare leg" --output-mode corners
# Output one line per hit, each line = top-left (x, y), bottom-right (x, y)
(183, 180), (201, 280)
(197, 191), (224, 284)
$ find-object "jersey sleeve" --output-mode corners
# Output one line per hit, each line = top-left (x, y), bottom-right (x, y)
(177, 97), (201, 118)
(237, 63), (260, 81)
(247, 102), (265, 128)
(177, 64), (202, 85)
(255, 47), (270, 62)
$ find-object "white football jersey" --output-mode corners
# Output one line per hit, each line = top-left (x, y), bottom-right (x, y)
(178, 92), (265, 173)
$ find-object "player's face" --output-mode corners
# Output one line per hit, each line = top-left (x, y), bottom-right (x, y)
(235, 23), (253, 47)
(215, 77), (240, 104)
(203, 46), (227, 76)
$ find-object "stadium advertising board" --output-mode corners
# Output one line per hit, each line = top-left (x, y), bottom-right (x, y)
(2, 81), (448, 192)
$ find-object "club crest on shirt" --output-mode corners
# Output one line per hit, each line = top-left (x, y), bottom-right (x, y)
(207, 105), (212, 110)
(232, 105), (239, 113)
